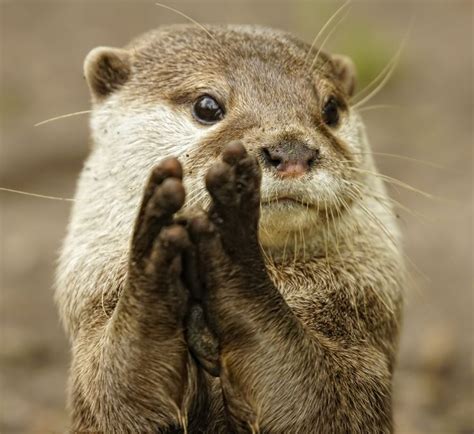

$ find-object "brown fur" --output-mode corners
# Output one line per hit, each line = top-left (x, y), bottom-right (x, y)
(56, 24), (404, 433)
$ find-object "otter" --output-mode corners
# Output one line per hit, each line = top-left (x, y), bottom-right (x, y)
(55, 24), (404, 433)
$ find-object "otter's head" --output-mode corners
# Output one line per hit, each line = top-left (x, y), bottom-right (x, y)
(84, 25), (377, 253)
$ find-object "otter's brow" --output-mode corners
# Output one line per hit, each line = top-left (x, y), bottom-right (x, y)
(167, 85), (228, 106)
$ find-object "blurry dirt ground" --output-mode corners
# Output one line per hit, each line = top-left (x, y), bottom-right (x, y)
(0, 0), (472, 432)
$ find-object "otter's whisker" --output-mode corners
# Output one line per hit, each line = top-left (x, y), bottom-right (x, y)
(35, 110), (92, 127)
(0, 187), (75, 202)
(337, 195), (358, 256)
(355, 104), (400, 113)
(345, 195), (401, 312)
(349, 189), (429, 285)
(292, 231), (298, 268)
(347, 167), (435, 199)
(323, 200), (337, 289)
(351, 55), (398, 106)
(282, 230), (292, 264)
(154, 3), (217, 42)
(349, 191), (399, 250)
(328, 194), (343, 262)
(352, 60), (400, 109)
(259, 238), (273, 268)
(362, 186), (428, 222)
(301, 223), (307, 260)
(337, 194), (374, 322)
(350, 151), (446, 170)
(303, 0), (351, 67)
(340, 177), (412, 213)
(354, 186), (400, 219)
(350, 21), (411, 107)
(309, 10), (350, 72)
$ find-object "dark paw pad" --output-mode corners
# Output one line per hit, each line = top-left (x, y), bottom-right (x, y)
(145, 177), (185, 218)
(145, 224), (190, 277)
(205, 141), (260, 208)
(205, 142), (261, 237)
(132, 158), (185, 262)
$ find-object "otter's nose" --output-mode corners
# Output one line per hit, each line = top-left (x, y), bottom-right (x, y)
(261, 141), (319, 177)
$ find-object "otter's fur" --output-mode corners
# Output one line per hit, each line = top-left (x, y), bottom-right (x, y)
(55, 24), (404, 433)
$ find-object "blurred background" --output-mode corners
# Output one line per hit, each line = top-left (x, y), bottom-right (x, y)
(0, 0), (472, 432)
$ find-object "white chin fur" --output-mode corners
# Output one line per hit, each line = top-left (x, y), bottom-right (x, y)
(259, 204), (316, 248)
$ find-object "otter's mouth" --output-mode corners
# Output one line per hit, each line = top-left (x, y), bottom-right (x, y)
(261, 196), (313, 208)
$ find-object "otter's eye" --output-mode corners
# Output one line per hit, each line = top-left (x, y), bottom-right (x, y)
(192, 95), (225, 125)
(322, 97), (340, 127)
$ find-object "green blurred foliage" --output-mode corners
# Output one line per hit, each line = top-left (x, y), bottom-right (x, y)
(293, 1), (399, 92)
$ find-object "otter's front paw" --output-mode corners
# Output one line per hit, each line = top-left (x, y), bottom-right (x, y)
(182, 142), (267, 376)
(188, 141), (273, 312)
(189, 141), (269, 290)
(187, 143), (272, 428)
(185, 303), (220, 377)
(132, 158), (185, 262)
(128, 158), (190, 319)
(205, 140), (262, 259)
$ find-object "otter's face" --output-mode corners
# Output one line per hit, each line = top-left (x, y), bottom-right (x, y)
(85, 25), (368, 249)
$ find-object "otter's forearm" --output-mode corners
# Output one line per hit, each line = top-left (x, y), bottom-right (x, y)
(189, 233), (393, 433)
(187, 142), (394, 433)
(206, 279), (393, 433)
(68, 305), (198, 433)
(68, 222), (199, 433)
(68, 159), (206, 433)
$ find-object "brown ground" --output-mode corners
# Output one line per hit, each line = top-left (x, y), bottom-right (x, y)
(0, 1), (472, 433)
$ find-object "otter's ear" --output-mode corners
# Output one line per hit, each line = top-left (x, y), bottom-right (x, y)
(331, 54), (357, 97)
(84, 47), (131, 101)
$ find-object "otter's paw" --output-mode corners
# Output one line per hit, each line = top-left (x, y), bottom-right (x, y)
(132, 157), (185, 262)
(181, 243), (220, 377)
(185, 303), (220, 377)
(129, 158), (190, 318)
(205, 141), (261, 255)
